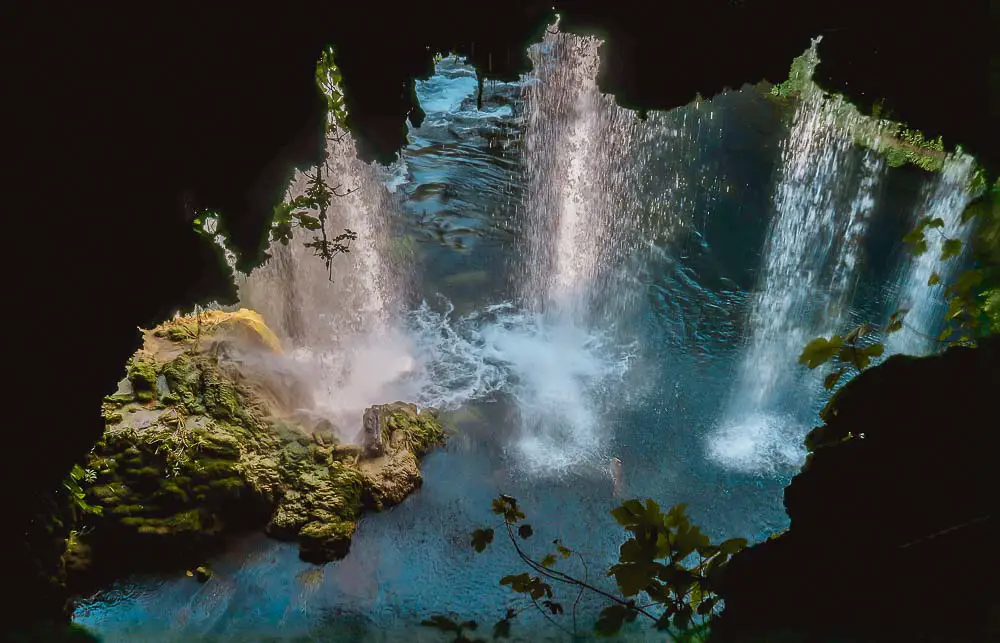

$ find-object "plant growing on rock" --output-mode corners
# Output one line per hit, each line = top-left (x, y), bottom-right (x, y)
(424, 495), (745, 641)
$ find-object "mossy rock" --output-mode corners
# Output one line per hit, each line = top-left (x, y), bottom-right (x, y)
(78, 309), (447, 579)
(126, 354), (158, 402)
(298, 519), (355, 563)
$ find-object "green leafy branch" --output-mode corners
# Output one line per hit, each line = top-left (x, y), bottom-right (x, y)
(799, 320), (891, 392)
(902, 205), (997, 343)
(424, 495), (745, 641)
(271, 167), (358, 280)
(63, 463), (102, 518)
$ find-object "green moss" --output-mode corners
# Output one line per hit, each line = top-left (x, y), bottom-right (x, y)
(298, 518), (355, 561)
(207, 476), (247, 493)
(121, 509), (203, 535)
(389, 410), (444, 456)
(201, 368), (241, 421)
(167, 325), (194, 342)
(126, 356), (158, 402)
(161, 355), (203, 413)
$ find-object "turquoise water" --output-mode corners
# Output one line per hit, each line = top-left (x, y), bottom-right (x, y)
(74, 56), (930, 642)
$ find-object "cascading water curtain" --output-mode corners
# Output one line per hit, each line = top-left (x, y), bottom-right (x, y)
(708, 91), (885, 474)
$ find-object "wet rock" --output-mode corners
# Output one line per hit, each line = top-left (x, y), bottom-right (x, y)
(72, 311), (446, 584)
(193, 565), (212, 582)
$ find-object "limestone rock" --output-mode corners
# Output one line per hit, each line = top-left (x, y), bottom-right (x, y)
(74, 310), (445, 587)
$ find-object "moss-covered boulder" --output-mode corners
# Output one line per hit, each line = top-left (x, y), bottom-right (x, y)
(72, 309), (444, 587)
(360, 402), (443, 510)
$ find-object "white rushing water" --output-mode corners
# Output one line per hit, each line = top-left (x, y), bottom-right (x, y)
(709, 90), (886, 474)
(511, 28), (659, 474)
(886, 154), (977, 356)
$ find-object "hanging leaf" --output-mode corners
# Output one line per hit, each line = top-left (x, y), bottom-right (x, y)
(924, 217), (946, 229)
(863, 343), (885, 358)
(798, 336), (844, 369)
(542, 600), (564, 615)
(844, 323), (872, 344)
(948, 269), (984, 296)
(540, 554), (557, 569)
(471, 528), (494, 553)
(940, 238), (963, 261)
(717, 537), (748, 555)
(823, 368), (845, 390)
(517, 524), (533, 540)
(595, 604), (637, 636)
(928, 272), (941, 286)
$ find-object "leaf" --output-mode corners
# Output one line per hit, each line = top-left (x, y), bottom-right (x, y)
(863, 343), (885, 358)
(595, 604), (637, 636)
(823, 368), (845, 390)
(556, 544), (572, 559)
(518, 524), (533, 539)
(924, 217), (946, 229)
(421, 615), (460, 633)
(928, 272), (941, 286)
(492, 619), (511, 639)
(844, 323), (872, 344)
(885, 308), (908, 334)
(902, 226), (926, 254)
(609, 561), (658, 597)
(718, 537), (748, 555)
(937, 327), (952, 342)
(940, 238), (963, 261)
(838, 346), (870, 370)
(543, 600), (564, 615)
(499, 573), (531, 593)
(696, 596), (719, 616)
(798, 336), (843, 369)
(471, 528), (494, 553)
(540, 554), (557, 569)
(948, 269), (984, 296)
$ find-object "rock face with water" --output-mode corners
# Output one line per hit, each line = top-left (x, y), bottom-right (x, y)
(70, 309), (444, 582)
(714, 337), (1000, 641)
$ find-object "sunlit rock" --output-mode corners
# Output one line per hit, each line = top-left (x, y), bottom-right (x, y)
(73, 309), (444, 587)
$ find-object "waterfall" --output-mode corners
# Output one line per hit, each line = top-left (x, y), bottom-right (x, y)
(708, 91), (885, 473)
(237, 133), (417, 438)
(886, 154), (976, 356)
(520, 31), (641, 320)
(505, 29), (648, 474)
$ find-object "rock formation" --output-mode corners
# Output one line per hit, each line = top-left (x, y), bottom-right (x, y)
(713, 337), (1000, 642)
(68, 309), (443, 587)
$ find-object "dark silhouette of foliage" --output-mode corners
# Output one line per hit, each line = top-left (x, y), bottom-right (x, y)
(423, 495), (745, 641)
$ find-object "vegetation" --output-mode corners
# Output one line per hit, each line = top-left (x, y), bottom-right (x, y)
(769, 37), (950, 173)
(74, 310), (446, 577)
(192, 46), (359, 278)
(798, 176), (998, 454)
(424, 495), (745, 641)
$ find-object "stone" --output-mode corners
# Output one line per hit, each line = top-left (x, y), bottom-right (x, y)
(71, 310), (446, 585)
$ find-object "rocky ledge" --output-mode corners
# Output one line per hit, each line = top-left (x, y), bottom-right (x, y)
(713, 337), (1000, 642)
(69, 309), (443, 586)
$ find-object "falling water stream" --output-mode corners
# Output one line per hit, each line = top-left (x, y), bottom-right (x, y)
(75, 32), (978, 642)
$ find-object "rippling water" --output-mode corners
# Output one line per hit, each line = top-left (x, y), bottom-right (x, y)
(76, 52), (952, 641)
